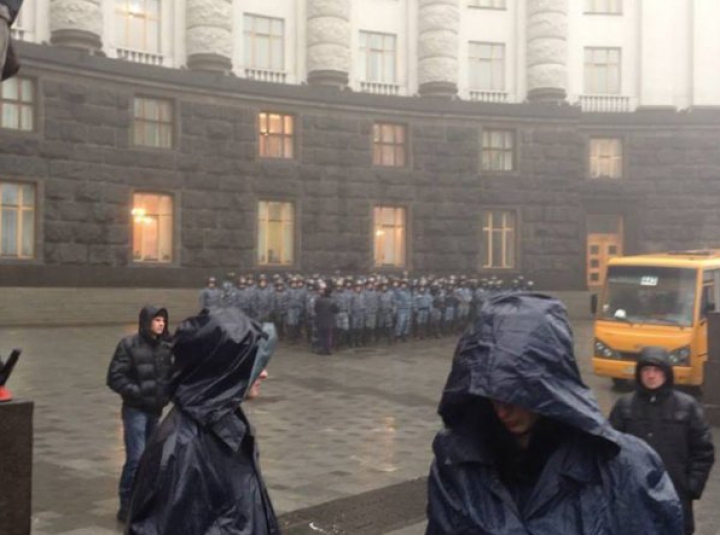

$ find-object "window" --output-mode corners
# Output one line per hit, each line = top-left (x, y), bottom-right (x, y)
(481, 130), (514, 172)
(359, 31), (397, 83)
(584, 47), (621, 94)
(374, 206), (406, 268)
(482, 210), (516, 269)
(590, 138), (622, 178)
(1, 77), (34, 131)
(258, 112), (294, 159)
(0, 182), (34, 259)
(258, 201), (294, 266)
(115, 0), (160, 53)
(585, 0), (622, 14)
(133, 97), (173, 148)
(468, 0), (506, 8)
(244, 14), (284, 71)
(132, 193), (173, 263)
(373, 123), (407, 167)
(469, 42), (505, 91)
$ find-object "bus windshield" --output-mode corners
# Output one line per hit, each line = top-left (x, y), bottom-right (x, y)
(600, 266), (697, 326)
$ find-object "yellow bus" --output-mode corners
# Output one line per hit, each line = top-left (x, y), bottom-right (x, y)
(591, 250), (720, 387)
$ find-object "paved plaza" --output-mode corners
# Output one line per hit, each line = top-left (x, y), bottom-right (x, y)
(3, 316), (720, 535)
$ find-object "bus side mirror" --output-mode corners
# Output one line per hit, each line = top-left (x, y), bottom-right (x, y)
(590, 294), (598, 315)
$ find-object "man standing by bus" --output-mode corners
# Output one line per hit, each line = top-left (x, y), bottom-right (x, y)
(610, 346), (715, 535)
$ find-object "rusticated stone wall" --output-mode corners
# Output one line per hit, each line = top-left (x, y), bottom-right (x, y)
(186, 0), (233, 71)
(417, 0), (459, 98)
(306, 0), (352, 87)
(526, 0), (568, 103)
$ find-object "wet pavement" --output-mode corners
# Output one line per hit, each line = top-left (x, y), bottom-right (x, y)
(3, 318), (720, 535)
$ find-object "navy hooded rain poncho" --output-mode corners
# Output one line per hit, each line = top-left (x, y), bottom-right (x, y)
(125, 308), (281, 535)
(426, 293), (683, 535)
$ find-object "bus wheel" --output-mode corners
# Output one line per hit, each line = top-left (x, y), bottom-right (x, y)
(611, 378), (633, 391)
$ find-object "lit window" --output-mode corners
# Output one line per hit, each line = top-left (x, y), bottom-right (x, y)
(115, 0), (160, 53)
(590, 138), (622, 178)
(244, 14), (284, 71)
(132, 193), (173, 263)
(584, 47), (621, 94)
(373, 123), (407, 167)
(585, 0), (622, 14)
(359, 31), (396, 84)
(469, 42), (505, 91)
(258, 201), (294, 266)
(468, 0), (506, 8)
(481, 130), (514, 172)
(258, 112), (294, 159)
(1, 77), (34, 131)
(482, 210), (516, 269)
(0, 182), (34, 259)
(133, 97), (173, 148)
(374, 206), (406, 268)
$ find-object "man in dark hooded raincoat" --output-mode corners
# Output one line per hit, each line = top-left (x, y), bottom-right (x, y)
(426, 293), (683, 535)
(125, 308), (281, 535)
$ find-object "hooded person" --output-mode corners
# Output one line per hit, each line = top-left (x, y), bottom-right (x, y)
(124, 308), (280, 535)
(107, 305), (172, 523)
(426, 293), (683, 535)
(610, 346), (715, 535)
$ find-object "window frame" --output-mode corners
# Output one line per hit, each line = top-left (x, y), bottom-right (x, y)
(243, 13), (285, 72)
(359, 30), (398, 84)
(480, 128), (517, 174)
(130, 191), (176, 265)
(584, 47), (622, 95)
(132, 95), (175, 150)
(257, 199), (296, 267)
(480, 208), (519, 270)
(372, 122), (408, 168)
(115, 0), (162, 54)
(0, 76), (36, 132)
(257, 111), (296, 160)
(0, 179), (38, 261)
(372, 205), (408, 269)
(588, 137), (624, 179)
(468, 41), (506, 92)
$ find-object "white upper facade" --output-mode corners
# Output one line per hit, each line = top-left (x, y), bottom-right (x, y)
(15, 0), (720, 110)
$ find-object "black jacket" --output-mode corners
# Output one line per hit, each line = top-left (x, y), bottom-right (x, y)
(126, 308), (280, 535)
(314, 294), (339, 330)
(610, 347), (715, 534)
(426, 293), (683, 535)
(106, 306), (172, 414)
(0, 0), (22, 24)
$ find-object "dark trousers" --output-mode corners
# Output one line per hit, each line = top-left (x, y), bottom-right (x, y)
(318, 327), (333, 354)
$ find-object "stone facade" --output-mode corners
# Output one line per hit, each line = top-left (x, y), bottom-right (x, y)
(417, 0), (460, 98)
(526, 0), (568, 103)
(49, 0), (103, 52)
(186, 0), (233, 72)
(2, 42), (720, 290)
(306, 0), (352, 88)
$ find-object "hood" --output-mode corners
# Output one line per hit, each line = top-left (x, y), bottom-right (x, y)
(170, 308), (274, 428)
(138, 305), (169, 342)
(634, 346), (674, 395)
(438, 293), (620, 447)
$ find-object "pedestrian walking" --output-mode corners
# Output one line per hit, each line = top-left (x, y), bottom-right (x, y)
(425, 293), (683, 535)
(610, 346), (715, 535)
(106, 305), (172, 523)
(125, 308), (280, 535)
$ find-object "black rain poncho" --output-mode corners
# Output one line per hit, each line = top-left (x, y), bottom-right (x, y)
(426, 293), (683, 535)
(126, 308), (281, 535)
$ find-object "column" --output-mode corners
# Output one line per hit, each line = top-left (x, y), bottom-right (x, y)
(306, 0), (351, 88)
(526, 0), (568, 103)
(49, 0), (103, 53)
(418, 0), (459, 99)
(186, 0), (233, 72)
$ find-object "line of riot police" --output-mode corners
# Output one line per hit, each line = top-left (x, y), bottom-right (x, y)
(199, 273), (535, 352)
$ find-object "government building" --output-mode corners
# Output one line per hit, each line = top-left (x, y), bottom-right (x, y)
(1, 0), (719, 289)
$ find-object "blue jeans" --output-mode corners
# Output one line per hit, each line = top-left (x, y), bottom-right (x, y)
(118, 405), (159, 510)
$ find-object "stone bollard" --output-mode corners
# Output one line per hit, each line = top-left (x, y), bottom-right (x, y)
(0, 399), (33, 535)
(704, 312), (720, 426)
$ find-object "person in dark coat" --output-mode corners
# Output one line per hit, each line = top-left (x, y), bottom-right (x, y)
(610, 346), (715, 534)
(107, 305), (172, 523)
(314, 285), (339, 355)
(426, 293), (683, 535)
(125, 308), (280, 535)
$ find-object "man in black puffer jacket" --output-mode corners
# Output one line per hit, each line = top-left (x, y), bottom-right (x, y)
(610, 346), (715, 535)
(107, 305), (172, 524)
